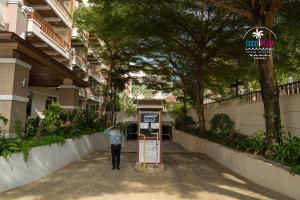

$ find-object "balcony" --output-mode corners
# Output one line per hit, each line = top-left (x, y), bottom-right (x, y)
(87, 48), (99, 65)
(71, 52), (88, 76)
(26, 0), (72, 28)
(26, 10), (70, 62)
(72, 27), (89, 47)
(88, 88), (102, 103)
(88, 68), (103, 84)
(79, 88), (102, 103)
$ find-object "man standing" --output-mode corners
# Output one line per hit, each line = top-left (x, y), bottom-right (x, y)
(104, 124), (125, 170)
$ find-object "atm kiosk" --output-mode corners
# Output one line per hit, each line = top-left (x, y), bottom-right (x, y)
(136, 100), (164, 169)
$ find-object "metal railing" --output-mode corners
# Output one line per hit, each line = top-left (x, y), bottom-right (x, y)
(279, 81), (300, 96)
(27, 11), (70, 49)
(205, 80), (300, 107)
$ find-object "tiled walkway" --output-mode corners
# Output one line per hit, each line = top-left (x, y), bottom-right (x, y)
(0, 145), (292, 200)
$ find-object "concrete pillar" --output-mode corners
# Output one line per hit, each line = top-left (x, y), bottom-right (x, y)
(59, 79), (79, 111)
(6, 0), (29, 38)
(0, 58), (31, 134)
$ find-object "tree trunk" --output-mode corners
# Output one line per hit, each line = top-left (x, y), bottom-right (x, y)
(254, 15), (282, 146)
(182, 88), (188, 128)
(257, 55), (281, 144)
(99, 64), (112, 122)
(195, 69), (206, 133)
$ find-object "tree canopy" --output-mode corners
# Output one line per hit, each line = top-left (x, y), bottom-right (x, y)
(73, 0), (300, 144)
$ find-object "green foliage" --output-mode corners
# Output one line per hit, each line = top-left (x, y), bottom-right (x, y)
(26, 135), (65, 148)
(131, 85), (153, 99)
(186, 126), (300, 175)
(15, 120), (24, 138)
(0, 106), (107, 161)
(70, 109), (105, 131)
(167, 103), (194, 130)
(0, 138), (30, 161)
(117, 122), (129, 134)
(210, 114), (234, 136)
(247, 131), (266, 154)
(43, 103), (64, 135)
(270, 133), (300, 175)
(117, 93), (136, 116)
(24, 117), (40, 138)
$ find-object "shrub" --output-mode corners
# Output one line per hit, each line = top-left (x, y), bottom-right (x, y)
(210, 114), (234, 135)
(117, 93), (136, 116)
(15, 120), (24, 138)
(70, 109), (104, 131)
(240, 130), (266, 155)
(0, 138), (30, 161)
(270, 133), (300, 175)
(167, 103), (195, 130)
(24, 117), (40, 138)
(43, 103), (64, 135)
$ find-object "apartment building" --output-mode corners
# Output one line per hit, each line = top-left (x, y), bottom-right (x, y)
(0, 0), (104, 133)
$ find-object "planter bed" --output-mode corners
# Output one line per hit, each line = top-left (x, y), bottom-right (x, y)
(173, 129), (300, 200)
(0, 132), (109, 193)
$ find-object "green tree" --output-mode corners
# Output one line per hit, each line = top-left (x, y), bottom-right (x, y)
(116, 0), (249, 132)
(131, 84), (154, 99)
(73, 2), (143, 122)
(202, 0), (287, 147)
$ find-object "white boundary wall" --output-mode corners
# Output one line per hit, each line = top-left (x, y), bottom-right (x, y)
(173, 129), (300, 200)
(0, 133), (110, 193)
(188, 93), (300, 137)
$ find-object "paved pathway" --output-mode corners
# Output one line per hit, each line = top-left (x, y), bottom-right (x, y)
(0, 149), (292, 200)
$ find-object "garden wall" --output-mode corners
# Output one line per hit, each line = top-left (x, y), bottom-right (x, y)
(0, 132), (110, 193)
(173, 129), (300, 200)
(188, 89), (300, 137)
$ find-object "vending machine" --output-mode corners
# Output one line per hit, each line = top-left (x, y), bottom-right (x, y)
(136, 100), (163, 166)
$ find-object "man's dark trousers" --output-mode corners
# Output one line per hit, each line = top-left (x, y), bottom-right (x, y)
(111, 144), (121, 168)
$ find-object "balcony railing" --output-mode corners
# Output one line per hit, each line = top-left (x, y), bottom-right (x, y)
(72, 27), (89, 44)
(72, 52), (87, 70)
(88, 68), (103, 83)
(53, 0), (70, 18)
(27, 11), (70, 49)
(79, 88), (102, 103)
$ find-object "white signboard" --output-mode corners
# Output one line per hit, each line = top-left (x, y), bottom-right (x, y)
(140, 123), (149, 129)
(139, 140), (160, 163)
(150, 123), (159, 129)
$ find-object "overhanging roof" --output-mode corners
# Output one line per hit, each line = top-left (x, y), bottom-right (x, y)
(0, 32), (89, 87)
(136, 99), (165, 109)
